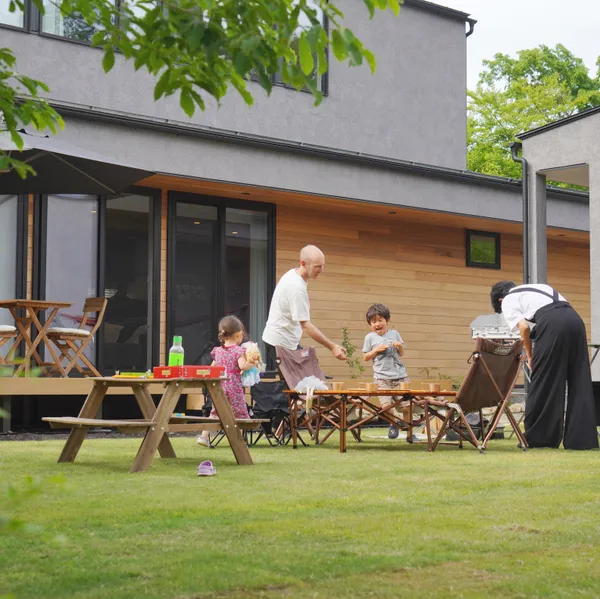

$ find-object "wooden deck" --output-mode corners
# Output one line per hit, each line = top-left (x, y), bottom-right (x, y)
(0, 377), (167, 396)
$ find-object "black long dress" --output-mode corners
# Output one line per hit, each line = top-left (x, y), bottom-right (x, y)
(510, 288), (599, 450)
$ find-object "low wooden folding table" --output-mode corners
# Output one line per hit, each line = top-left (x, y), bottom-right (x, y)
(286, 388), (457, 453)
(43, 377), (260, 472)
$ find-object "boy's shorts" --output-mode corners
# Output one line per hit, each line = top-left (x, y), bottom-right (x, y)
(375, 377), (410, 407)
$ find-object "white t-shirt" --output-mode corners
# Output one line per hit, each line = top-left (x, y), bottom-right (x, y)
(262, 269), (310, 350)
(501, 284), (567, 331)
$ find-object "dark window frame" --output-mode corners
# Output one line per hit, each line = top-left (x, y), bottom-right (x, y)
(466, 229), (501, 270)
(166, 191), (276, 364)
(32, 189), (159, 373)
(97, 186), (161, 374)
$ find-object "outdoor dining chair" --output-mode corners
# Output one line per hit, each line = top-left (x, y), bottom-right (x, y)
(46, 297), (107, 377)
(423, 337), (527, 452)
(0, 325), (17, 365)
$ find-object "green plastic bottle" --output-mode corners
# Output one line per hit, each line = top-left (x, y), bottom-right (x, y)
(168, 335), (185, 366)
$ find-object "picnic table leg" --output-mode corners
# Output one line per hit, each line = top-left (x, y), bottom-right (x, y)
(205, 380), (253, 466)
(340, 394), (347, 453)
(132, 385), (176, 458)
(58, 381), (108, 463)
(131, 382), (184, 473)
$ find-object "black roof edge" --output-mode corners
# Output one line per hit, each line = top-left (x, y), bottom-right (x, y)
(53, 101), (588, 203)
(405, 0), (471, 21)
(518, 105), (600, 140)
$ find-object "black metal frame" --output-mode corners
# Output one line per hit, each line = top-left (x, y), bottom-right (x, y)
(31, 189), (160, 373)
(465, 229), (501, 270)
(166, 191), (276, 363)
(96, 186), (161, 373)
(15, 195), (28, 299)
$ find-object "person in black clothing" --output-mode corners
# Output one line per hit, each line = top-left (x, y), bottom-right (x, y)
(490, 281), (598, 450)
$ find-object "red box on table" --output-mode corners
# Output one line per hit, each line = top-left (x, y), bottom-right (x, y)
(152, 365), (226, 379)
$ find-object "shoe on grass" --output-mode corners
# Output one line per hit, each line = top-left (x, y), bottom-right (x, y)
(388, 425), (400, 439)
(197, 460), (216, 476)
(406, 434), (419, 443)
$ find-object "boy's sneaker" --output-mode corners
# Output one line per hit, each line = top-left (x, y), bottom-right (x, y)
(388, 425), (400, 439)
(406, 434), (419, 443)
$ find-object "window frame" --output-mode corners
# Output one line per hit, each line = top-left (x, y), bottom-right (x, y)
(166, 191), (276, 366)
(465, 229), (501, 270)
(96, 186), (161, 374)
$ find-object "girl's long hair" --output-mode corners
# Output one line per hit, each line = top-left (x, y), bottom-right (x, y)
(217, 315), (246, 345)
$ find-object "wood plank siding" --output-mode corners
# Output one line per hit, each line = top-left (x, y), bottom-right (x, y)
(141, 176), (591, 379)
(275, 204), (590, 380)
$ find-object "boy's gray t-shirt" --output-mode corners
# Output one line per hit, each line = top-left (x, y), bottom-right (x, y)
(362, 330), (407, 380)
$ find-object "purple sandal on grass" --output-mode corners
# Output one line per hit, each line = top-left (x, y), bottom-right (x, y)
(197, 461), (216, 476)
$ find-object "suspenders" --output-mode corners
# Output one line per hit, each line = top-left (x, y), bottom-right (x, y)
(507, 286), (561, 324)
(507, 286), (559, 303)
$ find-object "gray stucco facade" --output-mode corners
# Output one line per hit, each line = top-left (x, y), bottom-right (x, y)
(4, 0), (469, 170)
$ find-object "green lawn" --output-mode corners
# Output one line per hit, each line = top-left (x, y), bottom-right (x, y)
(1, 433), (600, 599)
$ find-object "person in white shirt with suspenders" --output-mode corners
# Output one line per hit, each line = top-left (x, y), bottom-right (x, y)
(490, 281), (598, 450)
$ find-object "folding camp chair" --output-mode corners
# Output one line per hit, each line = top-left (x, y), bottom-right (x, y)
(46, 297), (107, 377)
(0, 325), (17, 365)
(276, 346), (359, 448)
(248, 380), (290, 446)
(425, 337), (527, 452)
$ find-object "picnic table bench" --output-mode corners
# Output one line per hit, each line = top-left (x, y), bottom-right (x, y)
(43, 377), (267, 472)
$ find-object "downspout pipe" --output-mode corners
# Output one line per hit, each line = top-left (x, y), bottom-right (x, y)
(510, 141), (529, 284)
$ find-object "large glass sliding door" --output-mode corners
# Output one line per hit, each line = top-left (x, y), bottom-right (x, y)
(0, 196), (19, 360)
(44, 195), (99, 365)
(170, 203), (219, 365)
(169, 194), (273, 365)
(101, 193), (156, 372)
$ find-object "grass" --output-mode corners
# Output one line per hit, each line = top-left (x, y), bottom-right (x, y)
(1, 432), (600, 599)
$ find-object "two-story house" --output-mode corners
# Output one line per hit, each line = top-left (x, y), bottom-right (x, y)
(0, 0), (591, 428)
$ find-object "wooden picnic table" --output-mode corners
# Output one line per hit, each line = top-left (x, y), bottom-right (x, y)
(0, 299), (72, 377)
(285, 388), (457, 453)
(43, 377), (261, 472)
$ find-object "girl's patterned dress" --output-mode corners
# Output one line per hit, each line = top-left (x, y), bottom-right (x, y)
(210, 344), (250, 419)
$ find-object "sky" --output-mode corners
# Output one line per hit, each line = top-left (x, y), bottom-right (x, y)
(437, 0), (600, 89)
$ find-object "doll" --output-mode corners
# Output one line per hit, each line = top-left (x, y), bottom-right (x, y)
(241, 341), (265, 387)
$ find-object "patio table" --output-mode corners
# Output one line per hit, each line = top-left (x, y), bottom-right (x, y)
(43, 377), (257, 472)
(285, 388), (456, 453)
(0, 299), (72, 377)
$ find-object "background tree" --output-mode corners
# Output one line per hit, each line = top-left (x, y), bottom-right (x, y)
(1, 0), (401, 177)
(468, 44), (600, 179)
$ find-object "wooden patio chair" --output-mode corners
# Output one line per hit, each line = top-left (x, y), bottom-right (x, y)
(46, 297), (107, 377)
(0, 325), (17, 365)
(424, 337), (527, 452)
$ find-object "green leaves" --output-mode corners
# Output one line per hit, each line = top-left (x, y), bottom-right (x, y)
(2, 0), (402, 177)
(0, 47), (64, 178)
(468, 44), (600, 185)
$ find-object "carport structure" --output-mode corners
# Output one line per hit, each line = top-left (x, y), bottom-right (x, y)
(517, 106), (600, 378)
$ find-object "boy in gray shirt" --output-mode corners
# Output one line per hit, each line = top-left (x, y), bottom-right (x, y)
(362, 303), (412, 440)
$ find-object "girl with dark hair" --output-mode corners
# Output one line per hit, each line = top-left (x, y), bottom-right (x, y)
(197, 315), (258, 447)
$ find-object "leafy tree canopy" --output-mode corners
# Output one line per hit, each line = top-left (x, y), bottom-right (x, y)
(1, 0), (401, 177)
(468, 44), (600, 181)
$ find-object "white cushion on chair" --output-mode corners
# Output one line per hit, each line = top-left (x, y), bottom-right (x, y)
(47, 327), (91, 336)
(0, 325), (16, 333)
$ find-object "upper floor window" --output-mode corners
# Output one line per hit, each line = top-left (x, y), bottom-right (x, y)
(0, 0), (24, 27)
(41, 0), (105, 41)
(466, 230), (501, 269)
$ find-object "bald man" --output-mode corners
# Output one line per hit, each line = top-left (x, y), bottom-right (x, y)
(262, 245), (347, 361)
